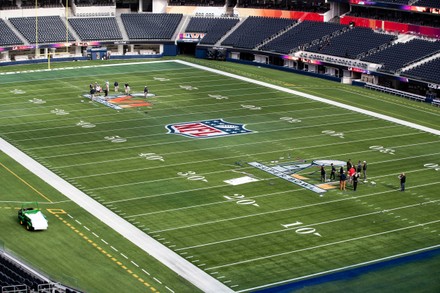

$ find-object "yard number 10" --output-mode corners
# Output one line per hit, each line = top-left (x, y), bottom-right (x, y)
(282, 221), (322, 237)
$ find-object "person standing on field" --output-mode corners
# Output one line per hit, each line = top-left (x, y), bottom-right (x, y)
(347, 159), (352, 171)
(362, 161), (367, 181)
(357, 160), (362, 174)
(399, 173), (406, 191)
(320, 165), (326, 182)
(353, 172), (359, 191)
(340, 171), (347, 191)
(330, 163), (336, 181)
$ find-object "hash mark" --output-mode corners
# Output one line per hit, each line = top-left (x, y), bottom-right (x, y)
(120, 253), (128, 259)
(84, 226), (90, 231)
(142, 269), (150, 275)
(111, 246), (118, 252)
(131, 261), (139, 267)
(166, 286), (174, 293)
(153, 277), (162, 284)
(101, 239), (108, 245)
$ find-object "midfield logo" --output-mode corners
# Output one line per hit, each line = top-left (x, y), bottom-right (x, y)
(166, 119), (252, 139)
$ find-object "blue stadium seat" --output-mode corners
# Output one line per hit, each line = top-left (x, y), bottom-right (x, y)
(0, 19), (23, 46)
(69, 17), (122, 41)
(221, 16), (296, 49)
(9, 16), (75, 44)
(121, 13), (182, 40)
(185, 17), (239, 45)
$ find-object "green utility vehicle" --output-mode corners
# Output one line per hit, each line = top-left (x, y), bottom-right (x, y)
(18, 202), (48, 231)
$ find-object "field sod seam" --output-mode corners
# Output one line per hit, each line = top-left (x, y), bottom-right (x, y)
(236, 243), (440, 292)
(42, 122), (430, 167)
(0, 62), (191, 85)
(306, 85), (439, 120)
(149, 180), (439, 235)
(174, 198), (440, 251)
(0, 72), (266, 105)
(71, 141), (432, 185)
(55, 124), (405, 169)
(0, 136), (234, 293)
(83, 134), (434, 191)
(1, 98), (332, 135)
(0, 67), (227, 92)
(0, 90), (310, 131)
(5, 98), (328, 139)
(175, 60), (440, 136)
(340, 88), (440, 118)
(2, 104), (338, 147)
(53, 115), (387, 172)
(2, 59), (436, 290)
(65, 125), (425, 179)
(10, 109), (350, 143)
(204, 218), (440, 271)
(124, 159), (440, 220)
(0, 112), (150, 134)
(2, 93), (354, 130)
(38, 118), (410, 159)
(85, 143), (438, 205)
(54, 213), (163, 291)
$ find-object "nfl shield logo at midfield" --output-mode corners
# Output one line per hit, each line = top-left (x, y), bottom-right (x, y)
(166, 119), (252, 139)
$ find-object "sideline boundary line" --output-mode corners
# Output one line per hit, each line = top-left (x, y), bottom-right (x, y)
(0, 135), (232, 292)
(0, 138), (233, 293)
(1, 60), (438, 292)
(175, 60), (440, 137)
(237, 244), (440, 292)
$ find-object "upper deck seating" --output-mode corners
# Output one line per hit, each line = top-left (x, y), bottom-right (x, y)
(261, 21), (346, 54)
(402, 57), (440, 84)
(306, 27), (396, 59)
(69, 17), (122, 41)
(412, 0), (440, 8)
(361, 39), (440, 72)
(185, 17), (239, 45)
(9, 16), (75, 44)
(121, 13), (182, 40)
(221, 16), (296, 49)
(0, 19), (23, 46)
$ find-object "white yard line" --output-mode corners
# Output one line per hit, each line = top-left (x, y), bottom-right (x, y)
(0, 137), (233, 293)
(206, 219), (440, 271)
(236, 243), (440, 292)
(175, 199), (440, 251)
(1, 60), (439, 293)
(175, 60), (440, 137)
(58, 124), (401, 170)
(152, 181), (439, 234)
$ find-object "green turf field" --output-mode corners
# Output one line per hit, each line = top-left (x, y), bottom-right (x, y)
(0, 58), (439, 292)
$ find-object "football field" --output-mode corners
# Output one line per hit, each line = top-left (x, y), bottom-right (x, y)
(0, 58), (439, 292)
